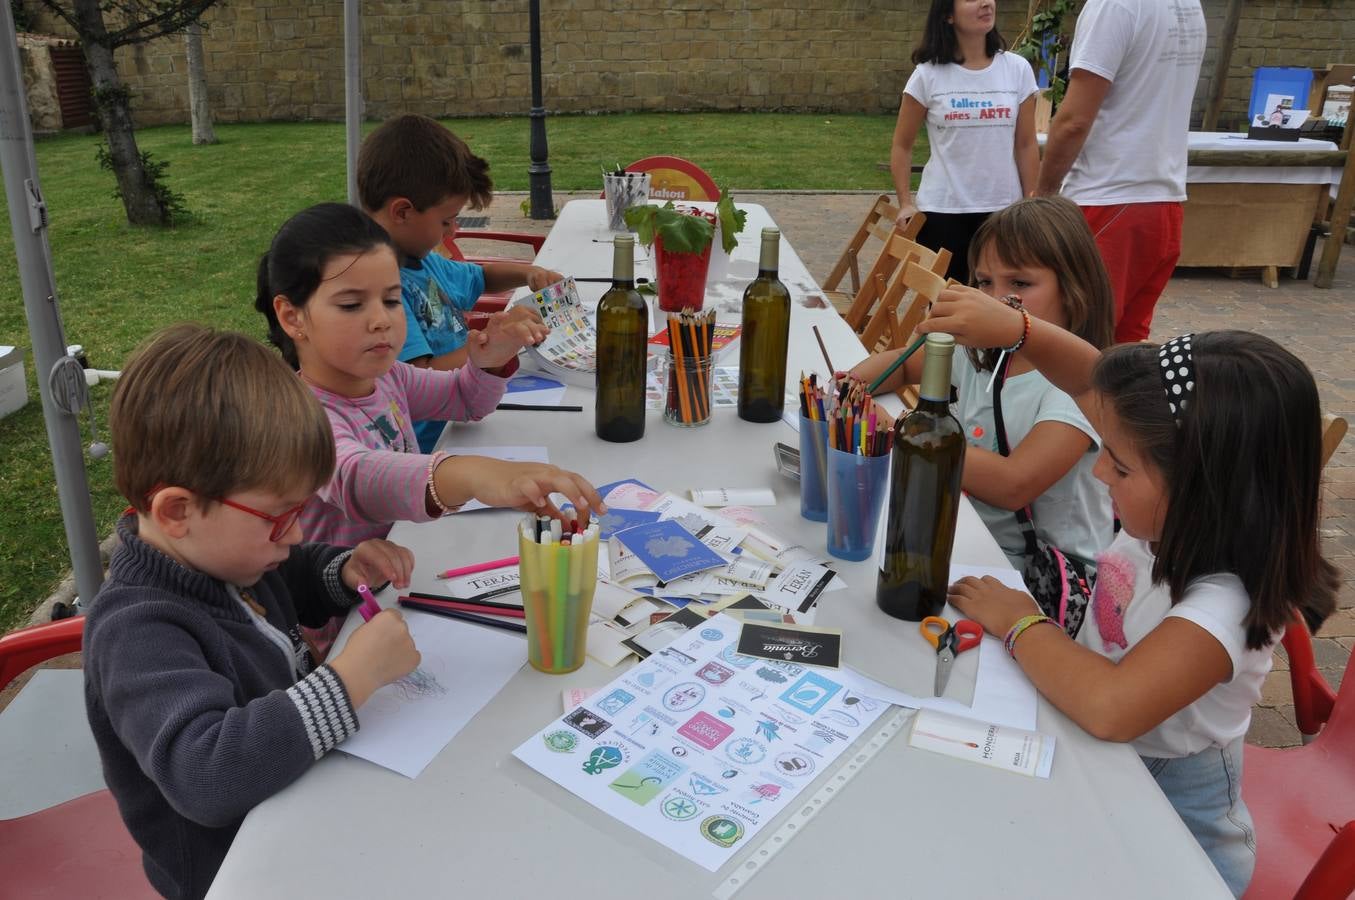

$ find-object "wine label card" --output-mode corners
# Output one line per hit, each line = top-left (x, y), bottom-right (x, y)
(908, 709), (1055, 778)
(763, 563), (838, 617)
(595, 507), (662, 540)
(620, 606), (708, 659)
(597, 477), (660, 510)
(737, 622), (843, 668)
(614, 520), (727, 583)
(689, 487), (777, 507)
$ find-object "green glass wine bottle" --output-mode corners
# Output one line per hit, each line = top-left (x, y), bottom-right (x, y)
(595, 235), (648, 442)
(737, 227), (791, 423)
(876, 333), (967, 621)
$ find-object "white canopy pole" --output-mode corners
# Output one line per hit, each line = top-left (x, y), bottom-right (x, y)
(0, 3), (104, 604)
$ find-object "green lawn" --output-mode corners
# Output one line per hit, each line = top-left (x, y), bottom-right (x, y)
(0, 111), (911, 632)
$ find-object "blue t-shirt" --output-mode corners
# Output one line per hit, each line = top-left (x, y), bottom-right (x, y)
(398, 254), (487, 451)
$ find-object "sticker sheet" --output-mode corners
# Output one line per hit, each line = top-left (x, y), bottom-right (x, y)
(513, 614), (890, 871)
(519, 278), (598, 382)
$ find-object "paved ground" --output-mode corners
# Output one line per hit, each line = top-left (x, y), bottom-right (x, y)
(6, 189), (1354, 749)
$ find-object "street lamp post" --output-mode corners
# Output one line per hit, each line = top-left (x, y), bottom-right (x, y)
(527, 0), (554, 219)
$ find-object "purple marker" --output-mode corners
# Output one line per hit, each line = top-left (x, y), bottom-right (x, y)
(356, 584), (381, 622)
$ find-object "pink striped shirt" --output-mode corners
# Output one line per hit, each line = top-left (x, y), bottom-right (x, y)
(301, 361), (507, 546)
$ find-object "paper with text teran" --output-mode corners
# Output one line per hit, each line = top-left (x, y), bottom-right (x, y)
(513, 615), (890, 872)
(339, 610), (525, 778)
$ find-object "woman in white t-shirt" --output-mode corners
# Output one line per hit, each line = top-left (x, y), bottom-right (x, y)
(922, 297), (1340, 896)
(890, 0), (1039, 285)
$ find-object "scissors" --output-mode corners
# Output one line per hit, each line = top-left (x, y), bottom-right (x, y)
(920, 616), (983, 698)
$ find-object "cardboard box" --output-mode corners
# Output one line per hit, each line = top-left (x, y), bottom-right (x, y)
(0, 346), (29, 420)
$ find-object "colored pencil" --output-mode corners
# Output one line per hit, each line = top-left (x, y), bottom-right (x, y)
(399, 595), (527, 618)
(398, 598), (528, 634)
(495, 403), (585, 412)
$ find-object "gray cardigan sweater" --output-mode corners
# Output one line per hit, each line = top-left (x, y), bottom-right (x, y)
(84, 515), (362, 899)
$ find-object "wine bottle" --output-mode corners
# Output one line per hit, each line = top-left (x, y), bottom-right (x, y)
(876, 333), (967, 621)
(737, 227), (791, 423)
(595, 235), (648, 442)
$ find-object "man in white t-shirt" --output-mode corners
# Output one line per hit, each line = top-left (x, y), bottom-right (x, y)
(1035, 0), (1206, 342)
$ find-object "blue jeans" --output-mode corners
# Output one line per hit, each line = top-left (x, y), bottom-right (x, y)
(1141, 738), (1256, 897)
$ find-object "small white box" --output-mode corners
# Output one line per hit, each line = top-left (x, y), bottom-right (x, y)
(0, 346), (29, 420)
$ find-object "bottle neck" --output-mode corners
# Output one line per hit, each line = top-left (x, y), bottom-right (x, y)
(757, 235), (780, 277)
(612, 240), (635, 284)
(918, 347), (953, 404)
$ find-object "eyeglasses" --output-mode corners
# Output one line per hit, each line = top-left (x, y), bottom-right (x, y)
(217, 497), (307, 542)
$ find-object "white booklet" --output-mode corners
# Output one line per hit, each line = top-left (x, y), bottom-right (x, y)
(908, 708), (1055, 778)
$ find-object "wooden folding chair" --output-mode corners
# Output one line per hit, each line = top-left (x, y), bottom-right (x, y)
(856, 262), (949, 409)
(821, 196), (922, 316)
(1321, 412), (1347, 468)
(841, 232), (951, 335)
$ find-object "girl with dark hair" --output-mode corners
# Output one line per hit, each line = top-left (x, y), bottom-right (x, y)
(920, 291), (1339, 897)
(256, 203), (602, 651)
(890, 0), (1039, 285)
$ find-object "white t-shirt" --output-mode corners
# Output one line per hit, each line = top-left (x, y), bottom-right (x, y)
(952, 355), (1113, 568)
(905, 52), (1038, 214)
(1077, 532), (1275, 758)
(1060, 0), (1206, 204)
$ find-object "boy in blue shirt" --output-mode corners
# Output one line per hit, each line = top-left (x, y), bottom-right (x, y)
(357, 114), (560, 451)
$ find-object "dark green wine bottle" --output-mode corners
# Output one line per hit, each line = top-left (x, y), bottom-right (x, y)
(876, 333), (967, 621)
(595, 235), (648, 442)
(737, 227), (791, 423)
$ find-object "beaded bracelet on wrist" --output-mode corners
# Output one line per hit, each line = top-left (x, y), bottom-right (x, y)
(1003, 613), (1055, 657)
(426, 451), (452, 515)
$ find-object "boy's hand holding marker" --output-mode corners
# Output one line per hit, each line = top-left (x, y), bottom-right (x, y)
(329, 602), (421, 708)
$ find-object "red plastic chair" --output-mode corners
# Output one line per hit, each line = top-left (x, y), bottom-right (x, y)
(440, 231), (546, 314)
(0, 618), (158, 898)
(597, 156), (721, 202)
(1243, 621), (1355, 899)
(1282, 619), (1338, 741)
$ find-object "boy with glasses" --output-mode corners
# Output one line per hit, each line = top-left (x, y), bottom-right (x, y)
(84, 324), (421, 899)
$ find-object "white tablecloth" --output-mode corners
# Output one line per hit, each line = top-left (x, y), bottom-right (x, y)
(1185, 131), (1341, 188)
(208, 201), (1229, 900)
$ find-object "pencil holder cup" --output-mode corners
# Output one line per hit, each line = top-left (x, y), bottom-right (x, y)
(518, 524), (600, 674)
(663, 351), (714, 427)
(603, 172), (651, 232)
(799, 414), (830, 521)
(826, 447), (891, 561)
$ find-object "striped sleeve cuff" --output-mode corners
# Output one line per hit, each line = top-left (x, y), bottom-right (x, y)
(286, 664), (359, 759)
(322, 549), (356, 607)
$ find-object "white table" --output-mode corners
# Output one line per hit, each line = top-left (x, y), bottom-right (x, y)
(209, 201), (1228, 899)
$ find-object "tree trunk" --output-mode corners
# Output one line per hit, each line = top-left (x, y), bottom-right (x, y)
(184, 21), (216, 145)
(71, 0), (166, 225)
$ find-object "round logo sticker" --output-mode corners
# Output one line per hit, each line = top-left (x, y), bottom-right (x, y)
(700, 628), (723, 641)
(774, 751), (816, 777)
(582, 745), (626, 775)
(543, 730), (578, 753)
(661, 793), (701, 822)
(725, 737), (767, 765)
(700, 815), (745, 848)
(663, 682), (707, 712)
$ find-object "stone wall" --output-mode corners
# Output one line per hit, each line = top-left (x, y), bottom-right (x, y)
(23, 0), (1355, 129)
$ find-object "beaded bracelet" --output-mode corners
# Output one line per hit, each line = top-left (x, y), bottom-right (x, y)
(426, 451), (452, 515)
(1003, 613), (1055, 657)
(997, 295), (1031, 354)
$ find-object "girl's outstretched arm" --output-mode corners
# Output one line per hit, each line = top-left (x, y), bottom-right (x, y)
(920, 286), (1104, 425)
(847, 343), (926, 396)
(947, 576), (1233, 743)
(961, 421), (1095, 511)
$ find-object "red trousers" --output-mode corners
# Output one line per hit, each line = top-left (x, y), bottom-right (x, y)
(1080, 202), (1183, 343)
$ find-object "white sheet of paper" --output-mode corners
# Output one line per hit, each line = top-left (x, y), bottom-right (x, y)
(587, 619), (637, 667)
(849, 565), (1039, 731)
(338, 610), (525, 778)
(453, 446), (549, 512)
(513, 614), (891, 872)
(689, 488), (777, 507)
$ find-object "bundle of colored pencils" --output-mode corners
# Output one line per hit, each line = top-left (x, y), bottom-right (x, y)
(664, 307), (717, 425)
(800, 372), (893, 457)
(517, 512), (601, 674)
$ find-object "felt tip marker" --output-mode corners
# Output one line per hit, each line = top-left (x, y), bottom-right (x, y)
(356, 583), (381, 622)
